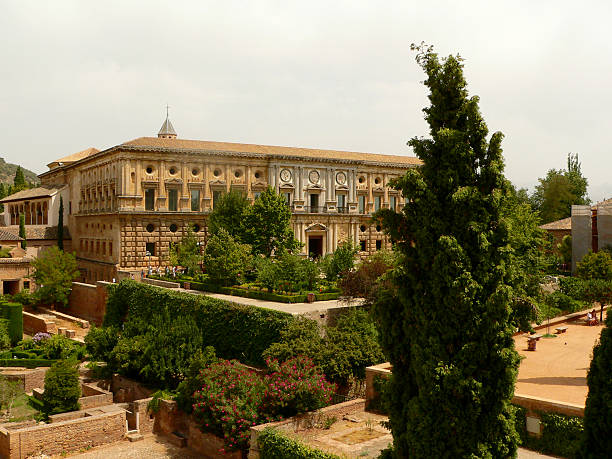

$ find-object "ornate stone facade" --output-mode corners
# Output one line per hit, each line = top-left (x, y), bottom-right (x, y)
(25, 118), (420, 283)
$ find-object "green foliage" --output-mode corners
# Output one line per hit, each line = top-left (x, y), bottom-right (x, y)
(531, 153), (590, 224)
(13, 166), (26, 189)
(372, 45), (520, 457)
(558, 235), (572, 264)
(175, 346), (219, 413)
(367, 375), (391, 414)
(338, 250), (395, 305)
(19, 214), (26, 249)
(192, 356), (334, 451)
(256, 253), (321, 293)
(84, 325), (119, 362)
(258, 427), (341, 459)
(168, 226), (202, 274)
(0, 320), (11, 350)
(0, 359), (57, 368)
(243, 187), (301, 256)
(0, 374), (23, 420)
(321, 240), (358, 281)
(207, 189), (250, 240)
(538, 413), (584, 458)
(559, 276), (588, 300)
(576, 250), (612, 280)
(41, 359), (81, 416)
(102, 280), (293, 373)
(544, 291), (584, 315)
(0, 247), (12, 258)
(40, 334), (85, 360)
(582, 310), (612, 457)
(263, 308), (385, 386)
(0, 302), (23, 346)
(202, 229), (252, 286)
(31, 247), (80, 308)
(57, 196), (64, 251)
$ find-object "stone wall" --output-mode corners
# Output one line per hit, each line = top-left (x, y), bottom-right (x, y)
(0, 367), (48, 392)
(0, 410), (126, 459)
(111, 374), (155, 403)
(22, 311), (57, 335)
(571, 205), (592, 272)
(65, 281), (109, 325)
(364, 362), (392, 412)
(142, 278), (180, 289)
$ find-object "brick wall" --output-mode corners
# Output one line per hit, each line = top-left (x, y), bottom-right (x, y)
(1, 367), (48, 392)
(111, 374), (155, 403)
(0, 410), (126, 459)
(22, 311), (57, 335)
(65, 281), (109, 325)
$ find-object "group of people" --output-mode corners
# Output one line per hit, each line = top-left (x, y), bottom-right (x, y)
(142, 265), (188, 279)
(586, 309), (599, 326)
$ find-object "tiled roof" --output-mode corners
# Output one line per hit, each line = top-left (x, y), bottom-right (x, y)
(539, 217), (571, 231)
(1, 225), (70, 240)
(0, 229), (22, 241)
(120, 137), (422, 166)
(47, 147), (99, 168)
(0, 185), (66, 203)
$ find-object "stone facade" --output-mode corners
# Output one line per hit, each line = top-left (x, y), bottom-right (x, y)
(7, 119), (420, 283)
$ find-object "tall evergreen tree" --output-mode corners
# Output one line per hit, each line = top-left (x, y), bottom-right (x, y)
(374, 45), (520, 458)
(13, 166), (25, 190)
(19, 214), (26, 249)
(582, 310), (612, 457)
(207, 190), (250, 240)
(57, 196), (64, 251)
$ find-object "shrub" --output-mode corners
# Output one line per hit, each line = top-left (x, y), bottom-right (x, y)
(559, 276), (588, 300)
(321, 241), (358, 281)
(175, 346), (219, 413)
(42, 359), (81, 416)
(84, 325), (119, 362)
(258, 427), (341, 459)
(0, 320), (11, 351)
(539, 413), (583, 458)
(41, 334), (85, 360)
(0, 302), (23, 346)
(192, 357), (334, 452)
(338, 250), (395, 304)
(544, 291), (584, 315)
(576, 250), (612, 280)
(202, 229), (252, 286)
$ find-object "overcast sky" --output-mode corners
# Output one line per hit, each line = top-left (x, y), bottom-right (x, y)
(1, 1), (611, 201)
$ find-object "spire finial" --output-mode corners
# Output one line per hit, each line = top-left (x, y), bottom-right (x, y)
(158, 105), (177, 139)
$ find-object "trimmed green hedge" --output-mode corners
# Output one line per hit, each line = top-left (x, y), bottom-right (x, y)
(104, 280), (294, 366)
(513, 405), (584, 458)
(0, 302), (23, 345)
(0, 359), (57, 368)
(258, 428), (341, 459)
(187, 281), (340, 303)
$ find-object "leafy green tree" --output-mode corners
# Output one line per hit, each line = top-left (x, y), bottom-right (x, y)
(202, 229), (252, 286)
(169, 226), (202, 274)
(558, 235), (572, 265)
(531, 153), (590, 224)
(321, 240), (358, 281)
(207, 190), (250, 240)
(18, 214), (26, 249)
(373, 45), (520, 458)
(13, 166), (25, 190)
(42, 359), (81, 416)
(31, 246), (80, 308)
(243, 187), (300, 256)
(582, 310), (612, 458)
(57, 196), (64, 251)
(576, 250), (612, 280)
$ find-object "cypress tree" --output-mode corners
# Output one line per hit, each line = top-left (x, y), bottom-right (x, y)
(582, 310), (612, 457)
(374, 45), (520, 458)
(13, 166), (25, 190)
(19, 214), (26, 249)
(57, 196), (64, 251)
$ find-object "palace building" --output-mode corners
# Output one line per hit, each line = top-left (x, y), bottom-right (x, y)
(2, 116), (420, 283)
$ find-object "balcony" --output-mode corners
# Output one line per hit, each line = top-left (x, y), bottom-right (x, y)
(337, 206), (349, 214)
(304, 206), (326, 214)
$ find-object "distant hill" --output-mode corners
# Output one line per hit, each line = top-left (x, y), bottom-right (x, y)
(0, 158), (39, 186)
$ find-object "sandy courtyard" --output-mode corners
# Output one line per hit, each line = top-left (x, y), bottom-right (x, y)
(513, 320), (604, 405)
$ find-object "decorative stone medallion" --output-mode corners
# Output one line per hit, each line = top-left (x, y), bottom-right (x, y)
(280, 168), (292, 182)
(336, 171), (347, 185)
(309, 169), (320, 184)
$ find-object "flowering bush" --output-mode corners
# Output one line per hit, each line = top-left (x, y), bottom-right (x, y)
(32, 332), (51, 344)
(192, 356), (335, 452)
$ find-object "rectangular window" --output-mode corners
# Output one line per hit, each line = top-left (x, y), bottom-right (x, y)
(102, 242), (106, 255)
(376, 240), (382, 250)
(374, 196), (381, 212)
(190, 189), (200, 212)
(23, 281), (30, 291)
(145, 242), (155, 256)
(109, 242), (113, 255)
(69, 201), (72, 215)
(390, 195), (397, 211)
(145, 189), (155, 211)
(253, 192), (261, 201)
(360, 240), (366, 251)
(310, 193), (319, 209)
(358, 195), (366, 214)
(284, 192), (292, 206)
(337, 194), (346, 208)
(213, 190), (223, 208)
(168, 189), (178, 212)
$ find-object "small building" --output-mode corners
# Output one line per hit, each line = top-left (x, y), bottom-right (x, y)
(0, 229), (32, 295)
(570, 198), (612, 271)
(539, 217), (571, 249)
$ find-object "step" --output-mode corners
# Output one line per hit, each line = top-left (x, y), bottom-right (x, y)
(127, 432), (144, 442)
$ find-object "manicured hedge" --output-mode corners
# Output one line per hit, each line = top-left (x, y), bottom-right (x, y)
(104, 280), (293, 366)
(513, 405), (583, 458)
(188, 281), (340, 303)
(0, 302), (23, 345)
(0, 359), (57, 368)
(258, 428), (341, 459)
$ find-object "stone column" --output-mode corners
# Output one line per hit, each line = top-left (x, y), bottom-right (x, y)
(330, 168), (336, 201)
(571, 205), (592, 273)
(226, 164), (231, 193)
(297, 167), (303, 201)
(598, 204), (612, 254)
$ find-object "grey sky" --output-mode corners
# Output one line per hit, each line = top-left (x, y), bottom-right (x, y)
(2, 1), (611, 201)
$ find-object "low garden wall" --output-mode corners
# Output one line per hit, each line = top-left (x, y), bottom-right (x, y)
(142, 278), (181, 289)
(0, 409), (126, 459)
(65, 281), (110, 325)
(0, 367), (48, 392)
(111, 374), (156, 403)
(22, 311), (56, 335)
(33, 382), (114, 411)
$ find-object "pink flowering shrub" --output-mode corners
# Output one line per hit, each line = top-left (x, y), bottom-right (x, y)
(192, 356), (335, 451)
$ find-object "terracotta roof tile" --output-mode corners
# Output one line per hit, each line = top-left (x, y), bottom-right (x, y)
(539, 217), (572, 231)
(120, 137), (421, 166)
(0, 229), (22, 241)
(0, 185), (66, 203)
(1, 225), (70, 240)
(47, 147), (99, 168)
